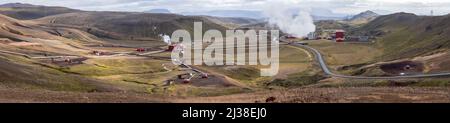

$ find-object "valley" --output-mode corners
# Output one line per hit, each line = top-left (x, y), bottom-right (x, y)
(0, 3), (449, 103)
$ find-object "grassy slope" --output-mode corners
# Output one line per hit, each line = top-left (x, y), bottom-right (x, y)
(0, 54), (114, 92)
(352, 13), (450, 61)
(0, 9), (249, 96)
(308, 40), (382, 66)
(202, 16), (261, 29)
(198, 45), (313, 87)
(35, 12), (230, 41)
(172, 87), (450, 103)
(67, 58), (167, 76)
(0, 5), (80, 20)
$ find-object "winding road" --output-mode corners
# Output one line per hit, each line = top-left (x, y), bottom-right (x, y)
(282, 37), (450, 79)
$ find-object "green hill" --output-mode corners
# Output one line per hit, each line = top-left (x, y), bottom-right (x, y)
(351, 12), (450, 61)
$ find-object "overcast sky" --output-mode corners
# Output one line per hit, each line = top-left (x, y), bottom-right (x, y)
(1, 0), (449, 15)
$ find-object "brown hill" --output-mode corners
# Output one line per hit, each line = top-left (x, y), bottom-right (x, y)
(0, 3), (80, 20)
(35, 12), (230, 41)
(202, 16), (261, 28)
(346, 10), (379, 25)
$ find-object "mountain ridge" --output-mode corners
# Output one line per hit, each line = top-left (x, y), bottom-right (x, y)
(0, 3), (80, 20)
(346, 10), (379, 25)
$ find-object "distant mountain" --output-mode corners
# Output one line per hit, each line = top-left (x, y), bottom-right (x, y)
(0, 2), (38, 7)
(183, 9), (351, 21)
(315, 11), (379, 28)
(0, 3), (80, 20)
(145, 9), (171, 14)
(349, 11), (379, 21)
(310, 8), (348, 20)
(201, 16), (262, 29)
(312, 15), (347, 21)
(315, 20), (352, 31)
(182, 10), (264, 19)
(371, 9), (393, 15)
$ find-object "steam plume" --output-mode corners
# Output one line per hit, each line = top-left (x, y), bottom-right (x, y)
(263, 1), (316, 37)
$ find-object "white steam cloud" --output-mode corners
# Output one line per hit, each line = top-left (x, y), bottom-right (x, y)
(263, 1), (316, 37)
(160, 34), (171, 44)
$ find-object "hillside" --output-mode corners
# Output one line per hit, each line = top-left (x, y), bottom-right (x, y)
(0, 7), (245, 99)
(347, 10), (379, 25)
(0, 3), (80, 20)
(145, 9), (171, 14)
(315, 20), (353, 30)
(202, 16), (261, 28)
(182, 10), (264, 19)
(334, 13), (450, 77)
(0, 3), (230, 41)
(35, 12), (230, 41)
(0, 3), (36, 7)
(0, 14), (116, 92)
(351, 13), (450, 60)
(313, 11), (378, 33)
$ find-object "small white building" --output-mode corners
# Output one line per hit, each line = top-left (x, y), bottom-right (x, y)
(161, 34), (171, 44)
(307, 32), (316, 40)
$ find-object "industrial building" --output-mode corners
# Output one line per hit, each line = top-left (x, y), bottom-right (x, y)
(346, 36), (370, 42)
(335, 30), (345, 42)
(323, 29), (371, 42)
(307, 32), (317, 40)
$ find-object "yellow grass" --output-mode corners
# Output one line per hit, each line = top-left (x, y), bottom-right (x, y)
(308, 40), (382, 66)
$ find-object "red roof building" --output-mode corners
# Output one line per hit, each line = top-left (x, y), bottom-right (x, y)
(335, 30), (345, 42)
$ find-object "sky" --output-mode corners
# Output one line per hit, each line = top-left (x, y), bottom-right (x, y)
(1, 0), (450, 15)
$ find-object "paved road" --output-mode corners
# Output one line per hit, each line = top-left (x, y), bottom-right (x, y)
(281, 37), (450, 79)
